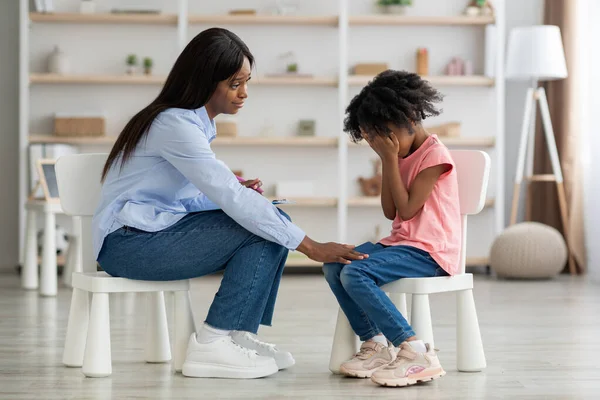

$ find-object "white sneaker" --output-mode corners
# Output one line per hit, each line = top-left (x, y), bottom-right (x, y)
(231, 331), (295, 370)
(182, 333), (278, 379)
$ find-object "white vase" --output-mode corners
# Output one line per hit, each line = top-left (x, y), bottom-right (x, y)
(47, 46), (70, 75)
(382, 5), (408, 14)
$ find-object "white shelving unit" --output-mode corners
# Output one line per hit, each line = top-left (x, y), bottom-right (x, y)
(19, 0), (505, 268)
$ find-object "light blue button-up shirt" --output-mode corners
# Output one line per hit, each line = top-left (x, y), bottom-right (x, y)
(92, 107), (306, 260)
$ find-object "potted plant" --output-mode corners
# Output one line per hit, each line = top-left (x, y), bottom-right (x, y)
(286, 62), (298, 73)
(125, 54), (138, 74)
(143, 57), (153, 75)
(377, 0), (412, 14)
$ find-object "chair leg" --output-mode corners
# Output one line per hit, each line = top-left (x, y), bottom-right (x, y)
(22, 209), (38, 290)
(62, 288), (89, 367)
(82, 293), (112, 377)
(328, 307), (358, 374)
(457, 289), (486, 372)
(411, 294), (434, 348)
(173, 291), (195, 373)
(389, 293), (408, 320)
(145, 291), (172, 363)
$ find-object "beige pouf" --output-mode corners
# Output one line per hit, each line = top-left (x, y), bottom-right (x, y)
(490, 222), (567, 279)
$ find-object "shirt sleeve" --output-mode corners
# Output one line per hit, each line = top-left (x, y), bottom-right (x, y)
(418, 144), (454, 179)
(151, 111), (306, 250)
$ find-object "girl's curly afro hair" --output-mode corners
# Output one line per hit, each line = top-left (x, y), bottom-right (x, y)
(343, 70), (443, 142)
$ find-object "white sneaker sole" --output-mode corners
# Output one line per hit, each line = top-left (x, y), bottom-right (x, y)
(275, 353), (295, 370)
(371, 369), (446, 387)
(182, 361), (278, 379)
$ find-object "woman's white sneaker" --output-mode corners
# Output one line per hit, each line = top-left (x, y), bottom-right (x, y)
(182, 333), (278, 379)
(231, 331), (296, 370)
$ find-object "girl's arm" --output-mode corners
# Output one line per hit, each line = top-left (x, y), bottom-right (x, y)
(382, 159), (448, 221)
(380, 169), (397, 220)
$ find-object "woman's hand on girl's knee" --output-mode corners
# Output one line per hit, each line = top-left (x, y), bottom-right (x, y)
(297, 236), (368, 265)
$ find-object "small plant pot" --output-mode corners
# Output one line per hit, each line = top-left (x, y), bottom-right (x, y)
(126, 65), (137, 75)
(381, 5), (408, 14)
(144, 67), (152, 75)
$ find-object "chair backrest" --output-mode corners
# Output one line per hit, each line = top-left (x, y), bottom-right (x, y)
(449, 150), (491, 273)
(55, 153), (108, 273)
(55, 153), (108, 217)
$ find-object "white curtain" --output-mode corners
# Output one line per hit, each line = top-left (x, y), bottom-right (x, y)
(581, 0), (600, 281)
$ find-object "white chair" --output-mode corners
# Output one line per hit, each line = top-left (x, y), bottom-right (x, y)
(55, 153), (195, 378)
(328, 149), (490, 373)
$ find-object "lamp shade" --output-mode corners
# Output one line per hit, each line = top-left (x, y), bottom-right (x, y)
(505, 25), (568, 81)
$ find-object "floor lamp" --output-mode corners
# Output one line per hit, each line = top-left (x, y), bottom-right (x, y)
(505, 25), (576, 275)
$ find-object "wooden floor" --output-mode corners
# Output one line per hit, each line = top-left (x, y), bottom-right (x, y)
(1, 271), (599, 399)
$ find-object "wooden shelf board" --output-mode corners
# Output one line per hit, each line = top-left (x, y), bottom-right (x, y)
(254, 76), (338, 86)
(30, 73), (336, 87)
(30, 73), (165, 85)
(348, 75), (495, 87)
(268, 197), (337, 207)
(352, 136), (495, 148)
(29, 135), (116, 145)
(349, 15), (495, 26)
(29, 12), (178, 24)
(348, 197), (495, 208)
(213, 136), (338, 147)
(29, 135), (338, 147)
(189, 15), (338, 26)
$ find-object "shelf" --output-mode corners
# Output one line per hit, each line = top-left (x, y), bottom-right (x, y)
(29, 135), (116, 145)
(29, 12), (178, 25)
(352, 136), (495, 148)
(29, 73), (336, 87)
(269, 197), (337, 207)
(348, 197), (495, 208)
(349, 15), (495, 26)
(189, 15), (338, 26)
(348, 75), (495, 87)
(30, 73), (165, 85)
(254, 76), (337, 87)
(213, 136), (338, 147)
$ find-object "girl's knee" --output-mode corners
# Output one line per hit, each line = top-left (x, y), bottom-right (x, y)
(322, 262), (344, 283)
(339, 264), (366, 289)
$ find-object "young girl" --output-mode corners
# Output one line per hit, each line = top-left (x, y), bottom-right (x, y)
(323, 70), (461, 387)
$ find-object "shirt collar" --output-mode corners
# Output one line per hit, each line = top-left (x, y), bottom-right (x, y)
(194, 106), (217, 141)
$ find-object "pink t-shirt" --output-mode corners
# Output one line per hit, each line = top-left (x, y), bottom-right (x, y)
(379, 134), (461, 275)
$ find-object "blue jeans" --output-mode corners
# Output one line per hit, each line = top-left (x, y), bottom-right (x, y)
(97, 210), (290, 334)
(323, 242), (447, 346)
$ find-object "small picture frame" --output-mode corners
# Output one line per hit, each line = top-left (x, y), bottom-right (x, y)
(36, 159), (60, 203)
(297, 120), (316, 136)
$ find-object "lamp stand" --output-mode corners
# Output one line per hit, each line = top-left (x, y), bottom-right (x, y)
(509, 84), (577, 275)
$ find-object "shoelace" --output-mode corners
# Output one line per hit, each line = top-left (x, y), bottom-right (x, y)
(354, 346), (378, 360)
(242, 332), (277, 351)
(226, 337), (259, 358)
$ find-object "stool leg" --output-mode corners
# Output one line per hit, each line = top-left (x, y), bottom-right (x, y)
(173, 291), (195, 372)
(22, 209), (39, 290)
(145, 291), (172, 363)
(82, 293), (112, 377)
(411, 294), (434, 348)
(328, 307), (358, 374)
(63, 288), (89, 367)
(40, 212), (57, 297)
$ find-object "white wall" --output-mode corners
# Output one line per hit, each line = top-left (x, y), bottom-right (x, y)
(0, 0), (544, 271)
(0, 0), (20, 271)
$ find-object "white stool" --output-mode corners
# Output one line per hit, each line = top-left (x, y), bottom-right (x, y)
(22, 199), (82, 296)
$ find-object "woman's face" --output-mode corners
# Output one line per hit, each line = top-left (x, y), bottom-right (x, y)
(207, 57), (252, 116)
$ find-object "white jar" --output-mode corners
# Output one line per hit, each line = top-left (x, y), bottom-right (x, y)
(47, 46), (70, 75)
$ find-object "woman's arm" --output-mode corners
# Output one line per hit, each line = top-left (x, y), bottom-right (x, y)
(153, 112), (365, 263)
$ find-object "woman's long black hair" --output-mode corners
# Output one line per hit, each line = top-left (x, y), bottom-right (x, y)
(101, 28), (254, 180)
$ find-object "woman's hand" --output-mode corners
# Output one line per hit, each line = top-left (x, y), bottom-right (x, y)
(297, 236), (368, 265)
(241, 178), (263, 193)
(365, 134), (399, 162)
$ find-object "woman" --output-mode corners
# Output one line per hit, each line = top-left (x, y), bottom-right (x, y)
(93, 28), (366, 380)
